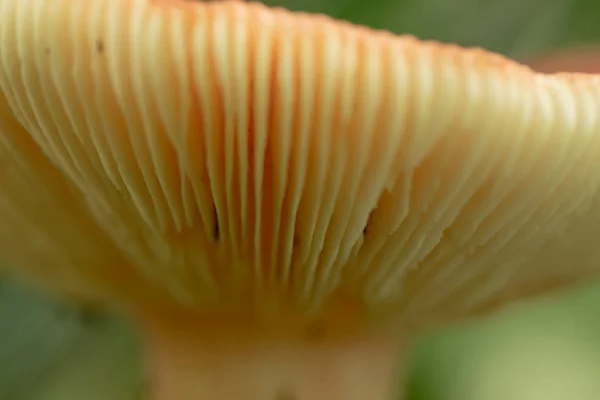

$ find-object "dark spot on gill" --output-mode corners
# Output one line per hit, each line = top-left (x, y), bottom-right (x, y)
(305, 320), (326, 342)
(213, 205), (220, 241)
(95, 38), (104, 54)
(45, 48), (51, 55)
(292, 235), (300, 256)
(363, 209), (376, 236)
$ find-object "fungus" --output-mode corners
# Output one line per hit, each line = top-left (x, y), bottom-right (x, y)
(2, 0), (600, 399)
(527, 46), (600, 73)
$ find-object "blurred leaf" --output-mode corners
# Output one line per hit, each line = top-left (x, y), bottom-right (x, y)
(562, 0), (600, 45)
(263, 0), (600, 58)
(0, 282), (86, 398)
(15, 318), (142, 400)
(408, 284), (600, 400)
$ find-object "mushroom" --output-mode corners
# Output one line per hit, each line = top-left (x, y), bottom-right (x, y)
(1, 0), (600, 399)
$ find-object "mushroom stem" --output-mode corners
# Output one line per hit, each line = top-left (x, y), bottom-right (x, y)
(139, 313), (407, 400)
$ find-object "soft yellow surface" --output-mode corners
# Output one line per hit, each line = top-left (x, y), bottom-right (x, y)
(1, 0), (600, 330)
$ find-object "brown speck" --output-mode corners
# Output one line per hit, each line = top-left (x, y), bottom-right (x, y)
(275, 389), (298, 400)
(96, 39), (104, 54)
(305, 320), (326, 341)
(213, 205), (220, 241)
(45, 48), (51, 55)
(363, 210), (375, 235)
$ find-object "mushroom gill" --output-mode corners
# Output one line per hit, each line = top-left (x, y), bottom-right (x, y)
(2, 0), (600, 399)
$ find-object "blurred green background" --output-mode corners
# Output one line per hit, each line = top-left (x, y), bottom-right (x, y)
(3, 0), (600, 399)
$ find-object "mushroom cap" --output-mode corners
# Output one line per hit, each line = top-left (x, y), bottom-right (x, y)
(1, 0), (600, 331)
(527, 46), (600, 74)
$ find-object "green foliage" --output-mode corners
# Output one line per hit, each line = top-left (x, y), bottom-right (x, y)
(264, 0), (600, 57)
(406, 284), (600, 400)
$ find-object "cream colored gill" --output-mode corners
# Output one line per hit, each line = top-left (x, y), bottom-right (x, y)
(1, 0), (600, 323)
